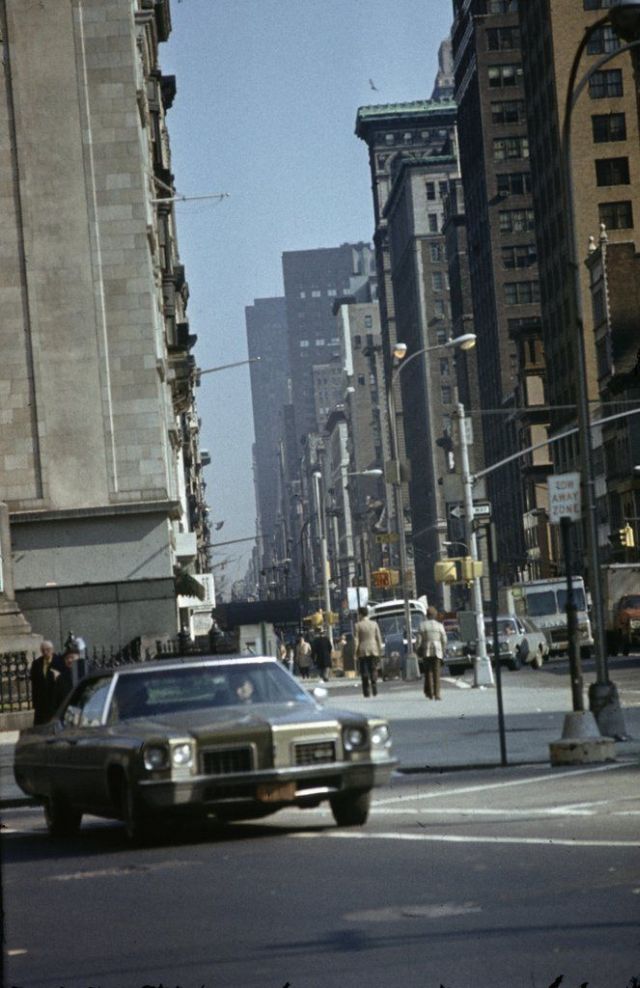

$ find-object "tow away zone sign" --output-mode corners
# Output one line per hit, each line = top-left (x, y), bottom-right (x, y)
(548, 472), (581, 524)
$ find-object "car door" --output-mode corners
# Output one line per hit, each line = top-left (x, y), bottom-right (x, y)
(52, 677), (114, 810)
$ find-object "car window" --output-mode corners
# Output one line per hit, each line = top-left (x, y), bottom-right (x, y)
(620, 595), (640, 609)
(63, 678), (112, 728)
(110, 663), (312, 721)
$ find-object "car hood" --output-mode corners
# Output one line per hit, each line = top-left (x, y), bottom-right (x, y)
(110, 702), (367, 739)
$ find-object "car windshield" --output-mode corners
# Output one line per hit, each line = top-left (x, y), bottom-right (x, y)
(484, 618), (517, 637)
(110, 662), (311, 721)
(376, 612), (423, 637)
(620, 595), (640, 609)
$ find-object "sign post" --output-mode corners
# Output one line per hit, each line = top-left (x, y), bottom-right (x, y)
(548, 473), (584, 712)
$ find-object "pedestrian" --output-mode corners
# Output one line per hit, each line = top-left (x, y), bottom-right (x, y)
(295, 635), (312, 678)
(311, 630), (332, 682)
(354, 606), (383, 698)
(29, 640), (61, 725)
(417, 605), (448, 701)
(54, 647), (80, 707)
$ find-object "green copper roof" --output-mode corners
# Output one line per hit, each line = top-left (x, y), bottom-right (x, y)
(356, 98), (456, 120)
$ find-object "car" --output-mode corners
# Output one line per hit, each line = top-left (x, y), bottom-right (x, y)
(484, 614), (550, 670)
(14, 656), (397, 842)
(444, 628), (473, 677)
(613, 594), (640, 655)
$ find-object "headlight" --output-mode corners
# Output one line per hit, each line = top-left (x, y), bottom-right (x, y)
(143, 744), (169, 770)
(343, 726), (367, 751)
(171, 742), (193, 768)
(371, 724), (391, 748)
(499, 641), (511, 652)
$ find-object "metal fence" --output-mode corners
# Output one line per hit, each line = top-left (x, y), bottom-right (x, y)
(0, 635), (237, 713)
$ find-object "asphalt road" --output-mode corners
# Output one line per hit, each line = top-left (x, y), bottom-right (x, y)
(3, 755), (639, 988)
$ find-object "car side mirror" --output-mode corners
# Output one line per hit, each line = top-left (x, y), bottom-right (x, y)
(311, 686), (328, 703)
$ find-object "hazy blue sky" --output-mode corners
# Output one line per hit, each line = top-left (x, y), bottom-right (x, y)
(162, 0), (454, 589)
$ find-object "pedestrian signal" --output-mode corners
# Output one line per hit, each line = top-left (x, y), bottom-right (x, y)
(372, 568), (392, 589)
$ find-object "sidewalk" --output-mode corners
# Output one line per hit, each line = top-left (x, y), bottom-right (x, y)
(2, 675), (638, 808)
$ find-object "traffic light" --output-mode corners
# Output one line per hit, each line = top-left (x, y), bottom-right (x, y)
(434, 557), (483, 584)
(621, 523), (635, 548)
(434, 560), (458, 584)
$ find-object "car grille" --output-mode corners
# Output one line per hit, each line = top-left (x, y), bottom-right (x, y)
(294, 740), (336, 766)
(201, 746), (254, 776)
(550, 629), (567, 643)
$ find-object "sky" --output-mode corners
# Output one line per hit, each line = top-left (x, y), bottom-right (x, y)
(162, 0), (454, 589)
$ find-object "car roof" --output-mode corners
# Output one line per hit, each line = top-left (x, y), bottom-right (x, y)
(91, 655), (279, 679)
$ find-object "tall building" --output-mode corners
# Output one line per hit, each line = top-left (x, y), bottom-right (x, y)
(355, 98), (459, 601)
(451, 0), (549, 581)
(0, 0), (206, 648)
(281, 243), (377, 446)
(518, 1), (640, 564)
(245, 297), (290, 575)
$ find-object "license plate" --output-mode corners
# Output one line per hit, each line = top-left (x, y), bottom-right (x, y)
(256, 781), (296, 803)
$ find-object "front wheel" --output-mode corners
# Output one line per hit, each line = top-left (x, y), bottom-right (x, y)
(531, 646), (544, 670)
(121, 778), (154, 844)
(44, 793), (82, 838)
(330, 789), (371, 827)
(507, 649), (522, 671)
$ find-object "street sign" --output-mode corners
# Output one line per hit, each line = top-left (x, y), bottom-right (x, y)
(548, 472), (581, 524)
(447, 500), (492, 521)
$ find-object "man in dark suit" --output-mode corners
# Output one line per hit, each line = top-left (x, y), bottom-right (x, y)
(311, 631), (332, 682)
(30, 640), (61, 725)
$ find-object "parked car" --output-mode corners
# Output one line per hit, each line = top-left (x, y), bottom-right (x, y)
(14, 657), (396, 842)
(484, 614), (549, 670)
(613, 594), (640, 655)
(445, 629), (473, 677)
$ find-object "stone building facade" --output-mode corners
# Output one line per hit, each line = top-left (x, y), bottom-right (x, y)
(0, 0), (206, 649)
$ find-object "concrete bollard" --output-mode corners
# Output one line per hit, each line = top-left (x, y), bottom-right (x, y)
(549, 710), (616, 766)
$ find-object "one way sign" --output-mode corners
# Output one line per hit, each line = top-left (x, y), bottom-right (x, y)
(448, 500), (492, 520)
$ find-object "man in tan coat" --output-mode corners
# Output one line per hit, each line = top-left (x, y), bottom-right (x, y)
(417, 605), (448, 700)
(354, 606), (383, 697)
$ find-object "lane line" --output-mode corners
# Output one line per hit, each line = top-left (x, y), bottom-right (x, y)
(374, 760), (632, 806)
(298, 831), (640, 848)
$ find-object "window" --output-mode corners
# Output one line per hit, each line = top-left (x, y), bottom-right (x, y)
(488, 64), (523, 88)
(357, 374), (366, 386)
(428, 213), (439, 233)
(439, 181), (448, 200)
(299, 339), (310, 348)
(499, 208), (535, 233)
(504, 281), (540, 305)
(502, 244), (537, 269)
(592, 288), (606, 326)
(433, 299), (446, 319)
(311, 289), (321, 298)
(493, 136), (529, 161)
(353, 334), (362, 348)
(595, 156), (630, 185)
(592, 112), (626, 143)
(315, 339), (325, 346)
(440, 358), (450, 376)
(497, 172), (532, 196)
(364, 314), (373, 329)
(430, 243), (443, 262)
(327, 288), (337, 297)
(587, 24), (620, 54)
(486, 26), (520, 51)
(491, 100), (526, 125)
(436, 327), (447, 344)
(299, 291), (306, 299)
(426, 181), (436, 200)
(589, 69), (623, 99)
(384, 133), (395, 145)
(403, 131), (413, 143)
(598, 200), (633, 229)
(441, 384), (452, 405)
(432, 271), (444, 292)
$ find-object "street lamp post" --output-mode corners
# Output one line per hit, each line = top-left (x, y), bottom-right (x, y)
(560, 0), (640, 737)
(195, 356), (260, 380)
(387, 333), (478, 680)
(312, 470), (333, 645)
(456, 400), (493, 687)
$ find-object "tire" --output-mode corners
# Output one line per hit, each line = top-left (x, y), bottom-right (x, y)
(330, 789), (371, 827)
(44, 793), (82, 838)
(120, 777), (154, 844)
(622, 640), (630, 657)
(531, 646), (544, 670)
(447, 664), (467, 677)
(507, 649), (522, 671)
